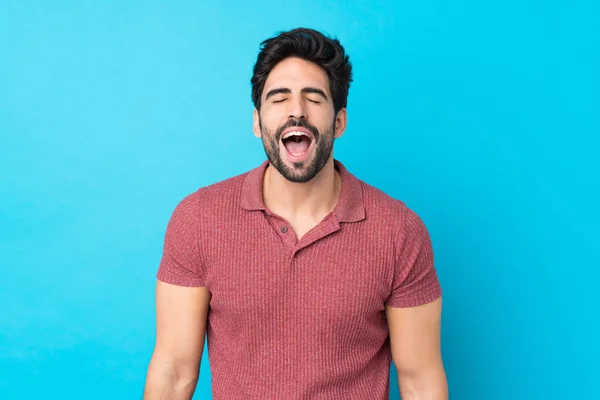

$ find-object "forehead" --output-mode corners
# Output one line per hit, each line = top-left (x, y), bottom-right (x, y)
(263, 57), (330, 97)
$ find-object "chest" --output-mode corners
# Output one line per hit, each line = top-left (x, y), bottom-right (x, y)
(203, 221), (394, 337)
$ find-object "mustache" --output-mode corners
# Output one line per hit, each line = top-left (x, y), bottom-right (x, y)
(275, 119), (319, 141)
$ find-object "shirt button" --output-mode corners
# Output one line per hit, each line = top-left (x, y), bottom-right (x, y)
(280, 226), (288, 233)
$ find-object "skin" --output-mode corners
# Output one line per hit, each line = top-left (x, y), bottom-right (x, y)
(144, 282), (210, 399)
(252, 57), (346, 239)
(144, 56), (447, 400)
(387, 298), (448, 399)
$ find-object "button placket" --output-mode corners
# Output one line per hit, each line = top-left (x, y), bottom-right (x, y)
(279, 224), (296, 247)
(265, 212), (295, 247)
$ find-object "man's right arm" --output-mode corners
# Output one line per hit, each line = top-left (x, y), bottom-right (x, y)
(144, 280), (211, 400)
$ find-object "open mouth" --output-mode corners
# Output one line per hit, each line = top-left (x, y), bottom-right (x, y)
(281, 131), (313, 157)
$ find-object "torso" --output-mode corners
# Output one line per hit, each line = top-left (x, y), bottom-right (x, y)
(155, 159), (439, 399)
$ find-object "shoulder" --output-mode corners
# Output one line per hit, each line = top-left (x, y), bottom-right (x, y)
(359, 179), (428, 238)
(168, 168), (251, 220)
(195, 170), (248, 205)
(359, 179), (408, 221)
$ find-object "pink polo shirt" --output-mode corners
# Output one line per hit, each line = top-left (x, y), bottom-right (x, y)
(156, 159), (442, 399)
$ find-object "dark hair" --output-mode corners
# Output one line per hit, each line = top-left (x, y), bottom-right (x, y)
(251, 27), (353, 114)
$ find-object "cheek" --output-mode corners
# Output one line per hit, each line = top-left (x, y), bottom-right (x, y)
(259, 108), (285, 130)
(310, 106), (335, 125)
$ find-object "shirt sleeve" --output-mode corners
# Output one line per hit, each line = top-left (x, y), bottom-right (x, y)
(156, 192), (208, 287)
(385, 206), (442, 308)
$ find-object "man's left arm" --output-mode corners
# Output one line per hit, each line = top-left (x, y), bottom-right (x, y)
(386, 298), (448, 399)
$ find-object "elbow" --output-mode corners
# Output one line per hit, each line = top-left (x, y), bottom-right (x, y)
(144, 356), (199, 399)
(396, 363), (448, 400)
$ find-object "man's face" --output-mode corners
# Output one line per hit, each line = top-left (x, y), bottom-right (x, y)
(253, 57), (346, 183)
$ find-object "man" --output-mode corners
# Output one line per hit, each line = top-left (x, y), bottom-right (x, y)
(144, 27), (448, 399)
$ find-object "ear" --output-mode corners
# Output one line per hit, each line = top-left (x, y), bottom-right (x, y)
(253, 108), (261, 138)
(334, 108), (347, 139)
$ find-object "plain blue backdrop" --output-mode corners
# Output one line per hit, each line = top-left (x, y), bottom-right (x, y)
(1, 1), (598, 399)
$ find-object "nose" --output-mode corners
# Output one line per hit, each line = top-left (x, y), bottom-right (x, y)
(288, 97), (307, 120)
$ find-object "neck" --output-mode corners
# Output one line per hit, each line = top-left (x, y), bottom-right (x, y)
(263, 156), (341, 221)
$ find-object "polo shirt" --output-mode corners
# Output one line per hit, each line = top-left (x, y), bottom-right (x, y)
(156, 159), (442, 399)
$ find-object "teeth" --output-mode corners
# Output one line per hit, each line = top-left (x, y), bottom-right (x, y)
(283, 131), (309, 140)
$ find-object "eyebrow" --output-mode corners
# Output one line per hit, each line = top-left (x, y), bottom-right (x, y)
(265, 87), (329, 101)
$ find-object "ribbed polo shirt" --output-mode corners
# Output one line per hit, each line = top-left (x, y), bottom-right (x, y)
(156, 159), (442, 399)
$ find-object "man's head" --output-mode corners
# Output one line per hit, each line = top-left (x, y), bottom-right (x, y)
(251, 28), (353, 183)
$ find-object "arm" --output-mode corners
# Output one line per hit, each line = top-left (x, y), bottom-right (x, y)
(386, 298), (448, 400)
(144, 281), (211, 400)
(145, 192), (209, 399)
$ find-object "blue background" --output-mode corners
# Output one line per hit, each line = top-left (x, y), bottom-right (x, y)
(1, 1), (598, 399)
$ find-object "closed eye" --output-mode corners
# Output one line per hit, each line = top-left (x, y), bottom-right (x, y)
(308, 99), (321, 104)
(272, 98), (286, 104)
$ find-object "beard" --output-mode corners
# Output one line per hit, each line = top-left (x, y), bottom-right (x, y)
(259, 117), (335, 183)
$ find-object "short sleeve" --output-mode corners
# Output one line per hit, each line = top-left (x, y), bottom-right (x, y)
(156, 192), (207, 287)
(385, 206), (442, 308)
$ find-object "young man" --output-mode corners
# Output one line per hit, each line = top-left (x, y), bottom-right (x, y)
(144, 28), (448, 400)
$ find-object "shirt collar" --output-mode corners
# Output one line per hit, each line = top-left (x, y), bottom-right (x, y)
(241, 159), (365, 223)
